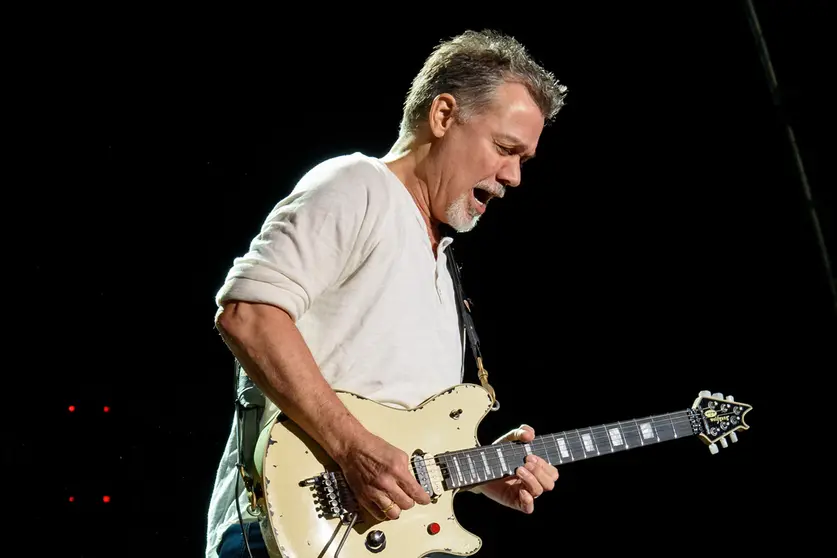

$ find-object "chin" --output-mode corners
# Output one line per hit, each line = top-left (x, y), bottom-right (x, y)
(451, 216), (480, 233)
(445, 199), (481, 233)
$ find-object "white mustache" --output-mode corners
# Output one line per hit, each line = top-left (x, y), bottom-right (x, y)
(475, 182), (505, 199)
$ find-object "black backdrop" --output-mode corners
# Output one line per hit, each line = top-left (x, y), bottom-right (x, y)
(11, 1), (836, 556)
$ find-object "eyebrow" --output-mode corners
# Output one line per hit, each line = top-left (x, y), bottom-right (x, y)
(496, 133), (536, 161)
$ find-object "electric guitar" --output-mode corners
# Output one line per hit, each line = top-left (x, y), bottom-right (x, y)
(251, 384), (752, 557)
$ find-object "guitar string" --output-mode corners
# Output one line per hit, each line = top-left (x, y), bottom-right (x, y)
(410, 413), (713, 485)
(410, 421), (694, 481)
(414, 412), (701, 472)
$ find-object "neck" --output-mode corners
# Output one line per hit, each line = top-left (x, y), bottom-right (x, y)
(435, 408), (700, 491)
(382, 135), (441, 252)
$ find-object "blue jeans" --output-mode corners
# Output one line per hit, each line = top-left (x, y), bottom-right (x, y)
(218, 522), (267, 558)
(218, 522), (453, 557)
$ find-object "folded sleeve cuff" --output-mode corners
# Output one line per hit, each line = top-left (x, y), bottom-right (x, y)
(215, 275), (307, 322)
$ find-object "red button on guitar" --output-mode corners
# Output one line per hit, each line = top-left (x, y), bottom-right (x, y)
(428, 522), (440, 535)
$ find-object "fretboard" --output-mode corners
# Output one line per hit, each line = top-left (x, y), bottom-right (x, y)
(437, 410), (697, 490)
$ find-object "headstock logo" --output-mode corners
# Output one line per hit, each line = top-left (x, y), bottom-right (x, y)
(703, 409), (718, 418)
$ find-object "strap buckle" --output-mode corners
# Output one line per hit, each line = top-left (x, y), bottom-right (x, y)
(476, 357), (500, 411)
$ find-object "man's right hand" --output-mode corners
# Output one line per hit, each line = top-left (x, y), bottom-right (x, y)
(334, 431), (431, 521)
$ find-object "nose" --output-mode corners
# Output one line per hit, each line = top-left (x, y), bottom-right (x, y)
(497, 158), (521, 188)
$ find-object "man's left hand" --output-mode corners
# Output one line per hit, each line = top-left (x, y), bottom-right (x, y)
(471, 424), (558, 514)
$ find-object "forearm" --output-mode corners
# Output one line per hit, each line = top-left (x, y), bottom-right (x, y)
(216, 301), (367, 462)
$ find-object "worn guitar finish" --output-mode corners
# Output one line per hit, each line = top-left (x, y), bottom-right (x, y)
(253, 385), (752, 558)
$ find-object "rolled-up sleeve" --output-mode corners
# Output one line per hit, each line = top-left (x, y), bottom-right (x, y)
(215, 160), (374, 321)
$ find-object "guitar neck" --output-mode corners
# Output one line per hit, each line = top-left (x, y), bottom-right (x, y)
(437, 409), (699, 490)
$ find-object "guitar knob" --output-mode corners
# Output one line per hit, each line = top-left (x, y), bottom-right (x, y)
(708, 443), (719, 455)
(366, 530), (386, 553)
(729, 432), (739, 443)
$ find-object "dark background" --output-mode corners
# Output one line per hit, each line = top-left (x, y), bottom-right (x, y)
(10, 1), (835, 556)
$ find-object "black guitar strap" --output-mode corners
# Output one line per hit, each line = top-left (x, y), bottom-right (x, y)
(445, 242), (500, 411)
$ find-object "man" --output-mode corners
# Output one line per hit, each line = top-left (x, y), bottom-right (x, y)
(207, 29), (568, 557)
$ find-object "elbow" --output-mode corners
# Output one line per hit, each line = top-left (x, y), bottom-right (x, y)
(215, 300), (293, 341)
(215, 301), (251, 341)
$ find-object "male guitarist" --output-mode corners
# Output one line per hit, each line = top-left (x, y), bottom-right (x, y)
(207, 29), (568, 558)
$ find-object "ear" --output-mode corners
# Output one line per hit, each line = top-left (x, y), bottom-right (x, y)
(428, 93), (457, 138)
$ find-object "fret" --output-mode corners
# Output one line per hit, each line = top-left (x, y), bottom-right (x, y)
(578, 427), (599, 456)
(496, 446), (509, 474)
(479, 450), (493, 480)
(552, 434), (571, 462)
(632, 419), (645, 446)
(567, 430), (585, 459)
(667, 413), (678, 439)
(616, 421), (631, 449)
(440, 454), (456, 489)
(620, 420), (644, 448)
(543, 436), (561, 464)
(452, 454), (465, 486)
(672, 411), (694, 438)
(655, 413), (678, 442)
(604, 422), (629, 452)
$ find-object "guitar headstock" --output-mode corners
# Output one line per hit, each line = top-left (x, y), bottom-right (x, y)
(691, 390), (752, 454)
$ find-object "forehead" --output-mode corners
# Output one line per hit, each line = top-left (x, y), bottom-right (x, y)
(481, 82), (544, 151)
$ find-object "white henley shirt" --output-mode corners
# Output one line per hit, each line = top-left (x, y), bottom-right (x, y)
(204, 152), (465, 557)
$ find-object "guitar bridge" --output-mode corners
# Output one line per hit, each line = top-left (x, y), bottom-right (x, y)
(300, 471), (360, 523)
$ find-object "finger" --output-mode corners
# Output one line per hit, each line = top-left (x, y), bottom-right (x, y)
(516, 463), (545, 498)
(397, 471), (431, 505)
(381, 479), (416, 511)
(493, 423), (535, 444)
(518, 424), (535, 442)
(364, 489), (397, 521)
(525, 455), (556, 492)
(383, 502), (401, 520)
(377, 495), (402, 521)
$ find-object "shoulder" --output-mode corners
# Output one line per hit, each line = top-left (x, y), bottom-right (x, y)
(290, 152), (398, 213)
(260, 152), (400, 250)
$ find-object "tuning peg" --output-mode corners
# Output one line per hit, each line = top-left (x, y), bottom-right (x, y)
(726, 395), (735, 402)
(708, 443), (719, 455)
(699, 390), (712, 397)
(719, 438), (728, 448)
(729, 432), (738, 443)
(712, 392), (724, 399)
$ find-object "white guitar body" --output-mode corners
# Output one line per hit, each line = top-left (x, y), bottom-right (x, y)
(255, 384), (494, 558)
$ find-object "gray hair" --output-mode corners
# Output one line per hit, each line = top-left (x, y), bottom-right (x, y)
(399, 29), (568, 138)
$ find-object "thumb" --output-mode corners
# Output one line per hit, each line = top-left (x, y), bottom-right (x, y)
(494, 424), (535, 444)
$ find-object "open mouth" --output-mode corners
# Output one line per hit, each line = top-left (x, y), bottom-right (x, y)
(473, 188), (492, 206)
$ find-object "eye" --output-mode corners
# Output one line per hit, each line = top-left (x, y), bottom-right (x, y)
(495, 143), (514, 156)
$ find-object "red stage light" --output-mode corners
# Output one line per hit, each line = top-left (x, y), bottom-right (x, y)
(68, 405), (76, 412)
(68, 496), (74, 502)
(103, 495), (111, 503)
(103, 406), (110, 413)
